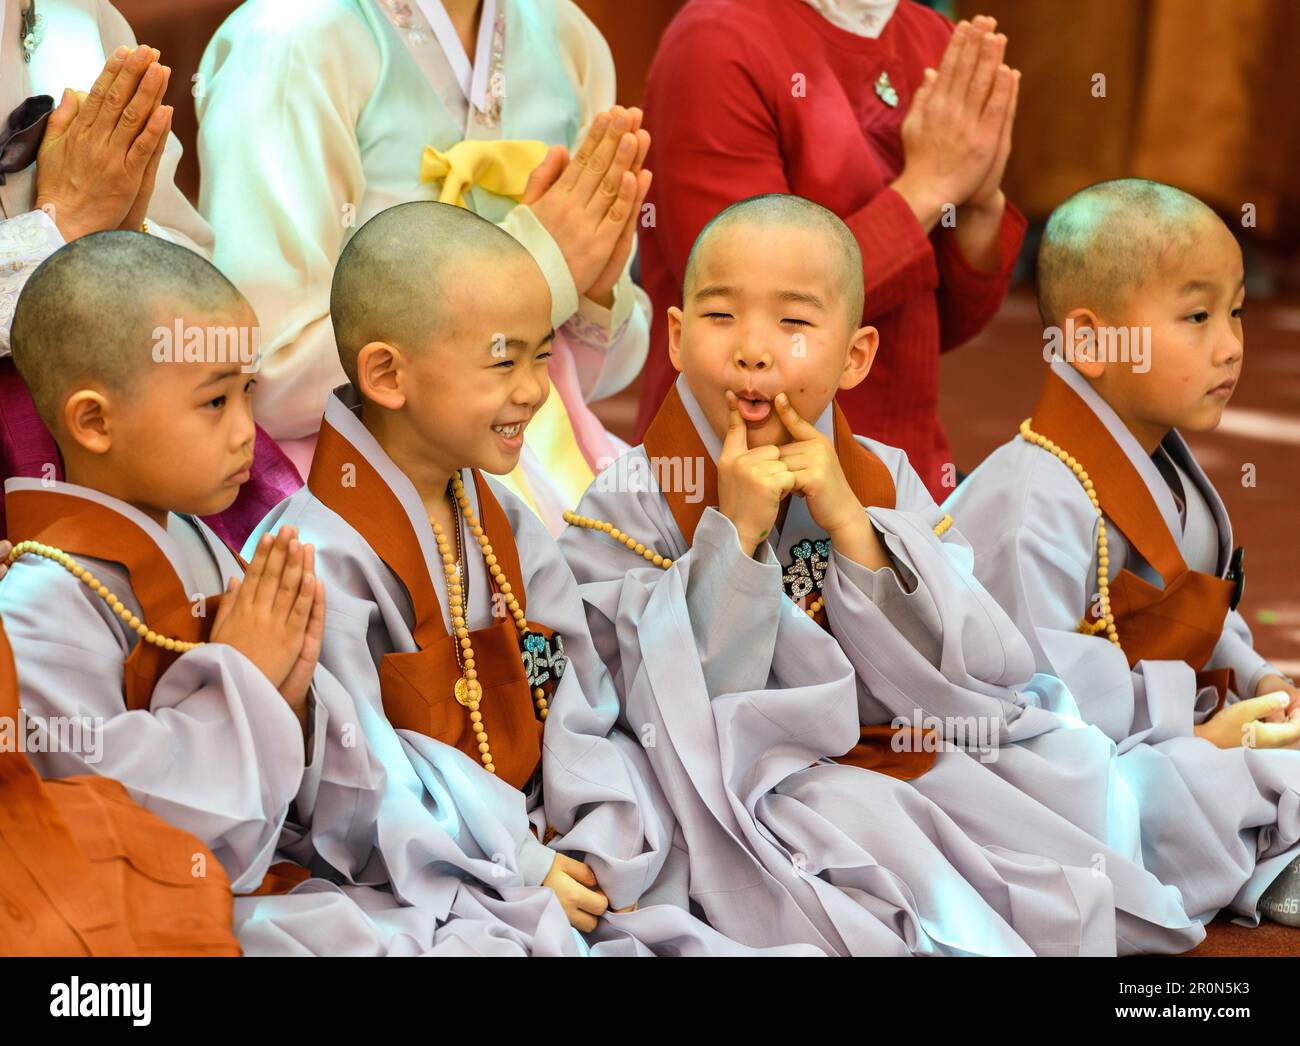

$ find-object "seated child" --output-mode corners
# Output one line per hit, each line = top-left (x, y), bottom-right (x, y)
(2, 232), (569, 957)
(249, 200), (804, 956)
(562, 192), (1207, 955)
(0, 613), (239, 956)
(946, 178), (1300, 928)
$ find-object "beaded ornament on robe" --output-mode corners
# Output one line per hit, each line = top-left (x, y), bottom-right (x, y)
(562, 510), (955, 620)
(1017, 418), (1122, 649)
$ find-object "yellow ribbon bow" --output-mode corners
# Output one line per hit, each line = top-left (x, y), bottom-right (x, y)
(419, 139), (549, 208)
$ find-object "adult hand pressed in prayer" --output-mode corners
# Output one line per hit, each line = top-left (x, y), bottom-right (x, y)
(33, 44), (174, 242)
(773, 393), (891, 573)
(542, 853), (609, 933)
(716, 391), (797, 556)
(1193, 692), (1300, 750)
(211, 527), (320, 740)
(521, 105), (652, 308)
(891, 17), (1017, 238)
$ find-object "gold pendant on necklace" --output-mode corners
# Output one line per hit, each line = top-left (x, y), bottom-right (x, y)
(454, 675), (473, 707)
(875, 70), (898, 108)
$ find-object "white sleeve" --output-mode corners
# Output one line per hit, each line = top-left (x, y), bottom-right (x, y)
(0, 211), (64, 357)
(195, 2), (379, 440)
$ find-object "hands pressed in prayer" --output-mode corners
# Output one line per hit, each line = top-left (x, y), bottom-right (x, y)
(210, 527), (323, 739)
(520, 105), (652, 309)
(0, 541), (10, 583)
(717, 390), (798, 556)
(33, 44), (173, 243)
(773, 394), (890, 572)
(892, 16), (1019, 241)
(542, 852), (610, 933)
(1193, 691), (1300, 750)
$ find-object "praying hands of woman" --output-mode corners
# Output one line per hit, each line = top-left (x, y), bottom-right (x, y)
(891, 14), (1020, 260)
(33, 43), (174, 243)
(520, 105), (652, 309)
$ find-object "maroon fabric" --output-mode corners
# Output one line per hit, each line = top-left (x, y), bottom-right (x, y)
(0, 360), (301, 548)
(634, 0), (1026, 498)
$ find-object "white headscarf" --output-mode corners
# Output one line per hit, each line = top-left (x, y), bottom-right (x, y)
(800, 0), (901, 38)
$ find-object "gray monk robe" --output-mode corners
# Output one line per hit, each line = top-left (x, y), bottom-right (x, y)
(0, 478), (482, 955)
(247, 384), (813, 955)
(560, 375), (1205, 955)
(947, 361), (1300, 925)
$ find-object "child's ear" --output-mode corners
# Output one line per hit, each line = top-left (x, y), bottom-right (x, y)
(63, 390), (112, 455)
(1062, 307), (1106, 381)
(356, 341), (406, 410)
(666, 306), (685, 374)
(837, 324), (879, 393)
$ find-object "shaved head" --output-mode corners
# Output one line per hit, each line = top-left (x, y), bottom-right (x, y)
(11, 231), (250, 430)
(1036, 178), (1223, 327)
(683, 194), (865, 327)
(330, 201), (539, 382)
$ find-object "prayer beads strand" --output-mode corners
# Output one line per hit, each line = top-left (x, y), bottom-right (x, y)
(1018, 419), (1121, 648)
(431, 473), (550, 777)
(561, 510), (955, 621)
(4, 540), (202, 651)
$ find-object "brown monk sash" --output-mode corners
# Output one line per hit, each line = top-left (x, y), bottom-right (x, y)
(309, 418), (545, 791)
(641, 385), (934, 782)
(0, 610), (240, 955)
(6, 489), (225, 710)
(1030, 370), (1238, 707)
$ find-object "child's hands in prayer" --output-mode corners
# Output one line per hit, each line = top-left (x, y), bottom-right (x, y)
(1256, 673), (1300, 724)
(211, 527), (320, 721)
(1194, 691), (1300, 750)
(521, 106), (652, 308)
(773, 394), (889, 572)
(543, 853), (609, 933)
(35, 44), (173, 241)
(717, 391), (797, 555)
(893, 16), (1017, 230)
(276, 544), (325, 730)
(0, 541), (10, 582)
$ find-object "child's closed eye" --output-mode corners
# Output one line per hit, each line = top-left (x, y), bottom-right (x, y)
(1186, 310), (1210, 324)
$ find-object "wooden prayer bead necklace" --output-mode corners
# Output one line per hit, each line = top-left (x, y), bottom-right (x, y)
(562, 510), (956, 620)
(431, 472), (549, 777)
(4, 540), (203, 651)
(1018, 419), (1121, 648)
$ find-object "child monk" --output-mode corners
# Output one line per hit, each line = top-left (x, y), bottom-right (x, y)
(2, 231), (581, 957)
(947, 178), (1300, 929)
(562, 192), (1207, 955)
(249, 200), (804, 956)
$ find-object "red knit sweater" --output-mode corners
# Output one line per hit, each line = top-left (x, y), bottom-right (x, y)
(636, 0), (1026, 498)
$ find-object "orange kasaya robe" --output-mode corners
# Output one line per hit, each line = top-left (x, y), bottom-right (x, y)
(0, 616), (241, 956)
(1029, 369), (1241, 708)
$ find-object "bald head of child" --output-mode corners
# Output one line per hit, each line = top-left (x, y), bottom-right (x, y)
(11, 231), (259, 525)
(670, 193), (876, 449)
(1036, 178), (1245, 450)
(330, 201), (554, 479)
